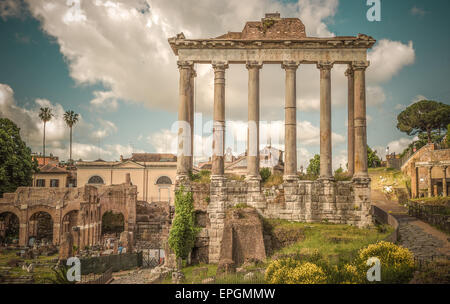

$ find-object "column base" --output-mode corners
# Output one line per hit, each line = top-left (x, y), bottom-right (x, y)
(352, 174), (371, 185)
(318, 176), (335, 182)
(283, 175), (299, 182)
(245, 175), (261, 182)
(211, 175), (227, 182)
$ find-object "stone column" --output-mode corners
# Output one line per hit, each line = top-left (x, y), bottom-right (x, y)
(427, 166), (433, 197)
(345, 66), (355, 176)
(246, 61), (262, 179)
(352, 61), (370, 179)
(283, 61), (299, 180)
(188, 67), (197, 170)
(211, 62), (228, 177)
(443, 166), (448, 197)
(176, 61), (193, 180)
(317, 62), (333, 179)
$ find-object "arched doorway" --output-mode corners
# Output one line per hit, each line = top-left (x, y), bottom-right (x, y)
(29, 212), (53, 245)
(156, 176), (172, 203)
(0, 212), (20, 245)
(101, 211), (124, 237)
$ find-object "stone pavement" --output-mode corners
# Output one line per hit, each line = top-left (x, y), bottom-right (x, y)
(371, 190), (450, 259)
(110, 268), (155, 284)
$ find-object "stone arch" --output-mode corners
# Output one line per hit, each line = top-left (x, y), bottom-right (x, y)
(29, 211), (54, 244)
(0, 211), (20, 244)
(88, 175), (105, 185)
(101, 210), (125, 238)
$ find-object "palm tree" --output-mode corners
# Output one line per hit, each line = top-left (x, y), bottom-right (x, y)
(39, 107), (54, 165)
(63, 110), (79, 163)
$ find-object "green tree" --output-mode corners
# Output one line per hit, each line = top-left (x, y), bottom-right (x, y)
(38, 107), (54, 165)
(367, 146), (381, 168)
(63, 110), (79, 162)
(306, 154), (320, 176)
(397, 100), (450, 143)
(168, 186), (199, 268)
(446, 124), (450, 148)
(0, 118), (38, 197)
(260, 167), (271, 183)
(400, 131), (444, 157)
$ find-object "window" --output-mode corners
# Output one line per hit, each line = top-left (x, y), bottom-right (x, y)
(156, 176), (172, 185)
(36, 179), (45, 187)
(88, 175), (104, 184)
(50, 179), (59, 188)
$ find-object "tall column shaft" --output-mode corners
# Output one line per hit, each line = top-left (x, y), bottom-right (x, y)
(317, 62), (333, 179)
(443, 166), (448, 197)
(188, 68), (196, 170)
(247, 62), (262, 178)
(283, 61), (299, 179)
(176, 61), (193, 177)
(345, 67), (355, 176)
(212, 62), (228, 176)
(353, 61), (369, 179)
(428, 166), (433, 197)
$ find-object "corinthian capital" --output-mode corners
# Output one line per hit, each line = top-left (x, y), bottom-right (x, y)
(177, 60), (194, 70)
(246, 61), (263, 70)
(316, 61), (334, 71)
(352, 61), (370, 71)
(282, 61), (299, 70)
(344, 65), (354, 77)
(212, 61), (229, 71)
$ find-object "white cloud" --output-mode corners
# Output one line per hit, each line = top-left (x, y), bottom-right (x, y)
(367, 40), (415, 83)
(90, 91), (119, 111)
(367, 86), (386, 106)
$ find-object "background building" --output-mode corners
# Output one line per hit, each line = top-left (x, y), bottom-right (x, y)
(76, 153), (177, 203)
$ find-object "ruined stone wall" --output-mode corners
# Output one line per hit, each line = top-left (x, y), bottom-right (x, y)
(204, 178), (371, 263)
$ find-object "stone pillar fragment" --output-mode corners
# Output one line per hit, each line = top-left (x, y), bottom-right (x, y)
(345, 66), (355, 176)
(443, 166), (448, 197)
(428, 166), (433, 198)
(211, 62), (228, 177)
(352, 61), (370, 179)
(317, 62), (333, 179)
(283, 61), (299, 180)
(176, 61), (193, 180)
(246, 61), (262, 179)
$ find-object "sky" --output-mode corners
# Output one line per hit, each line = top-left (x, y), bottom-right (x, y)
(0, 0), (449, 171)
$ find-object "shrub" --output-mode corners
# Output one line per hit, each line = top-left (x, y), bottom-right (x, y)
(353, 241), (415, 284)
(260, 168), (271, 183)
(265, 258), (327, 284)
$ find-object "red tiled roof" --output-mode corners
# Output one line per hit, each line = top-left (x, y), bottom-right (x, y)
(37, 163), (68, 174)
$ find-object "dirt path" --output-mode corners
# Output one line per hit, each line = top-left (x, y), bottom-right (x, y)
(371, 189), (450, 258)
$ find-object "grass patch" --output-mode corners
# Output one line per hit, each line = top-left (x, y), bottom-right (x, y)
(267, 219), (393, 265)
(410, 196), (449, 206)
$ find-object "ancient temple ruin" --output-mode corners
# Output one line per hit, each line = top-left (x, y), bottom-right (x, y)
(169, 13), (375, 263)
